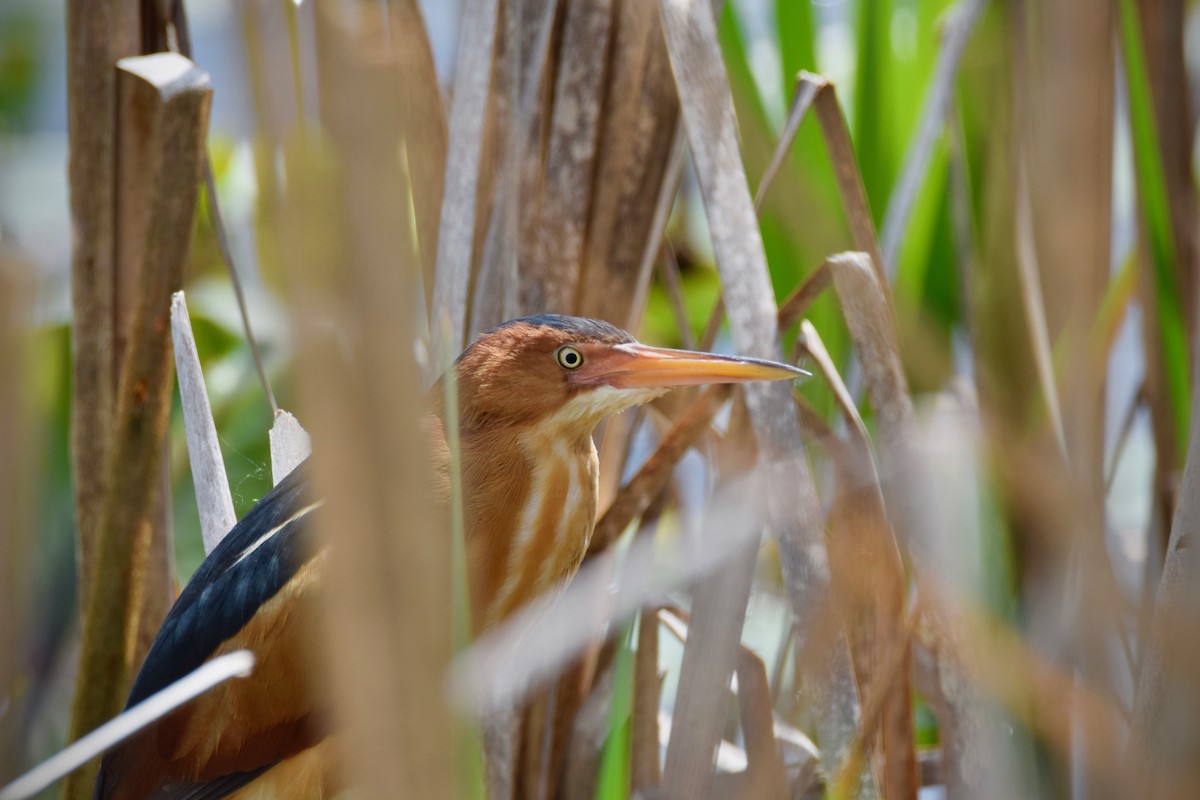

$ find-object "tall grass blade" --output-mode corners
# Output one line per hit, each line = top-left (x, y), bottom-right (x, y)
(1117, 0), (1190, 452)
(64, 55), (212, 800)
(880, 0), (987, 280)
(593, 622), (635, 800)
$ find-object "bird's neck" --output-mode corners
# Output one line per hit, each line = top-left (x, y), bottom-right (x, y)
(461, 420), (600, 629)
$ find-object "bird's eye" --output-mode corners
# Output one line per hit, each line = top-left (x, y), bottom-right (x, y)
(556, 346), (584, 370)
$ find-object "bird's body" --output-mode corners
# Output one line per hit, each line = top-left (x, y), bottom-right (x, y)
(94, 315), (804, 800)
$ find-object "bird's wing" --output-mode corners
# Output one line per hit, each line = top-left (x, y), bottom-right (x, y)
(96, 464), (330, 800)
(146, 768), (270, 800)
(126, 465), (316, 706)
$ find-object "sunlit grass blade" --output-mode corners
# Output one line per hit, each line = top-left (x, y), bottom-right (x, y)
(1117, 0), (1189, 453)
(853, 0), (892, 225)
(594, 622), (635, 800)
(775, 0), (817, 85)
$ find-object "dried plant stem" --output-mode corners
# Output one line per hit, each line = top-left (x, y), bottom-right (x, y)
(65, 0), (137, 615)
(830, 606), (919, 799)
(430, 0), (500, 364)
(63, 55), (211, 800)
(0, 259), (33, 785)
(1131, 348), (1200, 793)
(659, 2), (856, 795)
(170, 292), (237, 553)
(632, 608), (662, 793)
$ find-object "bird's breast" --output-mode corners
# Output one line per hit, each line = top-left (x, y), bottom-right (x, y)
(478, 429), (599, 627)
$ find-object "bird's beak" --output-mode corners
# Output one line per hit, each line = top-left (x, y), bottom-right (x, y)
(580, 343), (809, 389)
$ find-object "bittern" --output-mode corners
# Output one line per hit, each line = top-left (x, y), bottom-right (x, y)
(95, 314), (805, 800)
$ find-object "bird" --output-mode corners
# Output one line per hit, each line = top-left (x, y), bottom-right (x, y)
(93, 314), (806, 800)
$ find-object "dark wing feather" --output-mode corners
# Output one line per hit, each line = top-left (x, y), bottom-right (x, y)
(126, 464), (316, 706)
(147, 768), (270, 800)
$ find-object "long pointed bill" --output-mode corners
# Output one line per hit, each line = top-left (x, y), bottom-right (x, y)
(578, 343), (809, 389)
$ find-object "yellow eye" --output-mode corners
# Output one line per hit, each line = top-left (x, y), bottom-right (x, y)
(556, 346), (583, 370)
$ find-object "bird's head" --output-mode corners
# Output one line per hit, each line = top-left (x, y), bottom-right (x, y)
(445, 314), (806, 435)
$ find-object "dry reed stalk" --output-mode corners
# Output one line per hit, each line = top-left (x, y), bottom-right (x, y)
(577, 0), (681, 326)
(1016, 6), (1129, 779)
(268, 6), (455, 799)
(658, 2), (857, 795)
(933, 587), (1135, 796)
(523, 0), (614, 314)
(62, 54), (211, 800)
(802, 75), (890, 314)
(65, 0), (138, 611)
(1131, 347), (1200, 795)
(114, 51), (189, 673)
(170, 292), (237, 553)
(797, 320), (913, 800)
(431, 0), (500, 363)
(632, 608), (662, 793)
(734, 646), (789, 800)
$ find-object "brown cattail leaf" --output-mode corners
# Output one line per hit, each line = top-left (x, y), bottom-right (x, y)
(796, 321), (865, 442)
(170, 291), (237, 553)
(1014, 164), (1066, 453)
(521, 0), (614, 315)
(828, 606), (918, 799)
(576, 0), (681, 327)
(430, 0), (500, 362)
(1019, 9), (1131, 787)
(753, 76), (820, 213)
(115, 54), (193, 673)
(657, 2), (858, 793)
(63, 54), (211, 800)
(734, 647), (788, 800)
(473, 0), (559, 337)
(911, 394), (1034, 796)
(394, 0), (448, 313)
(1135, 0), (1198, 323)
(482, 704), (520, 800)
(803, 75), (891, 313)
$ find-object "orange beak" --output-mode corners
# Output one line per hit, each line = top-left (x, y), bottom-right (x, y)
(576, 343), (808, 389)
